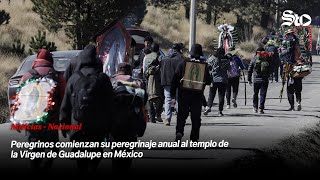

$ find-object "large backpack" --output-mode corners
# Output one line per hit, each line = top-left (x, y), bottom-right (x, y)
(228, 57), (240, 78)
(72, 71), (105, 129)
(10, 69), (59, 125)
(254, 52), (272, 76)
(111, 79), (147, 138)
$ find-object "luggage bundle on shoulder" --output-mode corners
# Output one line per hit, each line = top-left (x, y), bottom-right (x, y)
(290, 63), (311, 78)
(111, 79), (147, 138)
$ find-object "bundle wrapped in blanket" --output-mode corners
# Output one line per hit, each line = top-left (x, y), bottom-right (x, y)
(290, 64), (311, 78)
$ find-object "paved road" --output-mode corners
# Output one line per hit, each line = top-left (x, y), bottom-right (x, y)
(0, 56), (319, 174)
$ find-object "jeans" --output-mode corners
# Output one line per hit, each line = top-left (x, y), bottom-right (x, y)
(253, 81), (269, 110)
(207, 82), (227, 111)
(164, 86), (173, 122)
(226, 77), (240, 105)
(287, 77), (302, 108)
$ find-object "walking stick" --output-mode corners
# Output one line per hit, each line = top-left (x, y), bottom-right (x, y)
(242, 70), (247, 106)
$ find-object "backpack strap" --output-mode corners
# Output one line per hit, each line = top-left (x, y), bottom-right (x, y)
(28, 69), (41, 78)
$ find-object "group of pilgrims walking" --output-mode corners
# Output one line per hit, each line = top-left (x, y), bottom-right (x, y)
(12, 24), (312, 173)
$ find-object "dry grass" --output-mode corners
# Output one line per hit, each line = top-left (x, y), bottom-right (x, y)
(141, 6), (218, 52)
(0, 0), (71, 51)
(0, 53), (21, 123)
(140, 6), (263, 59)
(0, 0), (71, 122)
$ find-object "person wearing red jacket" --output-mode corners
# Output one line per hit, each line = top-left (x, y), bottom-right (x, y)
(20, 49), (66, 170)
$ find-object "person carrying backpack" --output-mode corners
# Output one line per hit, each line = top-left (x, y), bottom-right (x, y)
(248, 47), (273, 114)
(266, 39), (280, 82)
(225, 53), (246, 109)
(59, 44), (113, 173)
(111, 63), (147, 172)
(204, 47), (230, 116)
(18, 49), (66, 170)
(171, 44), (211, 142)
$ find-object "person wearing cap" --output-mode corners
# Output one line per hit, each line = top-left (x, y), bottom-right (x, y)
(171, 44), (211, 142)
(20, 49), (66, 170)
(283, 29), (300, 64)
(247, 47), (272, 114)
(160, 43), (185, 126)
(265, 38), (280, 82)
(135, 36), (154, 68)
(204, 47), (230, 116)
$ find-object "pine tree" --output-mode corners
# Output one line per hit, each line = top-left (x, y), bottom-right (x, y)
(31, 0), (144, 50)
(29, 30), (57, 54)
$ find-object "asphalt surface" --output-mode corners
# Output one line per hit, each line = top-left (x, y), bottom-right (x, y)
(0, 56), (319, 174)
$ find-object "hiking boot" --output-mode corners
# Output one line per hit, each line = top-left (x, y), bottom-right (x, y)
(259, 109), (265, 114)
(175, 133), (183, 142)
(297, 104), (302, 111)
(226, 105), (231, 109)
(203, 107), (211, 115)
(253, 108), (258, 113)
(164, 119), (170, 126)
(232, 99), (237, 108)
(156, 116), (163, 122)
(218, 111), (224, 116)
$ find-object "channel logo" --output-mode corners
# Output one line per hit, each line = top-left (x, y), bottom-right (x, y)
(281, 10), (312, 27)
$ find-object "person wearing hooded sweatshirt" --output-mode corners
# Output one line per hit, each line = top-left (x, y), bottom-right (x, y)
(160, 43), (184, 126)
(64, 44), (102, 82)
(59, 44), (113, 173)
(171, 44), (211, 142)
(204, 47), (230, 116)
(20, 49), (66, 170)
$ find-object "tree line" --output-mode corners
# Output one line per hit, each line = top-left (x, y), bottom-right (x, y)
(1, 0), (318, 51)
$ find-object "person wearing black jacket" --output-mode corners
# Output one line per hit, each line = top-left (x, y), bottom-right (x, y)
(160, 43), (184, 126)
(60, 44), (113, 173)
(171, 44), (211, 142)
(247, 47), (273, 114)
(63, 44), (102, 82)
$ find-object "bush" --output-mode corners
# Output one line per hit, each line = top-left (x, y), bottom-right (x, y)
(29, 30), (57, 54)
